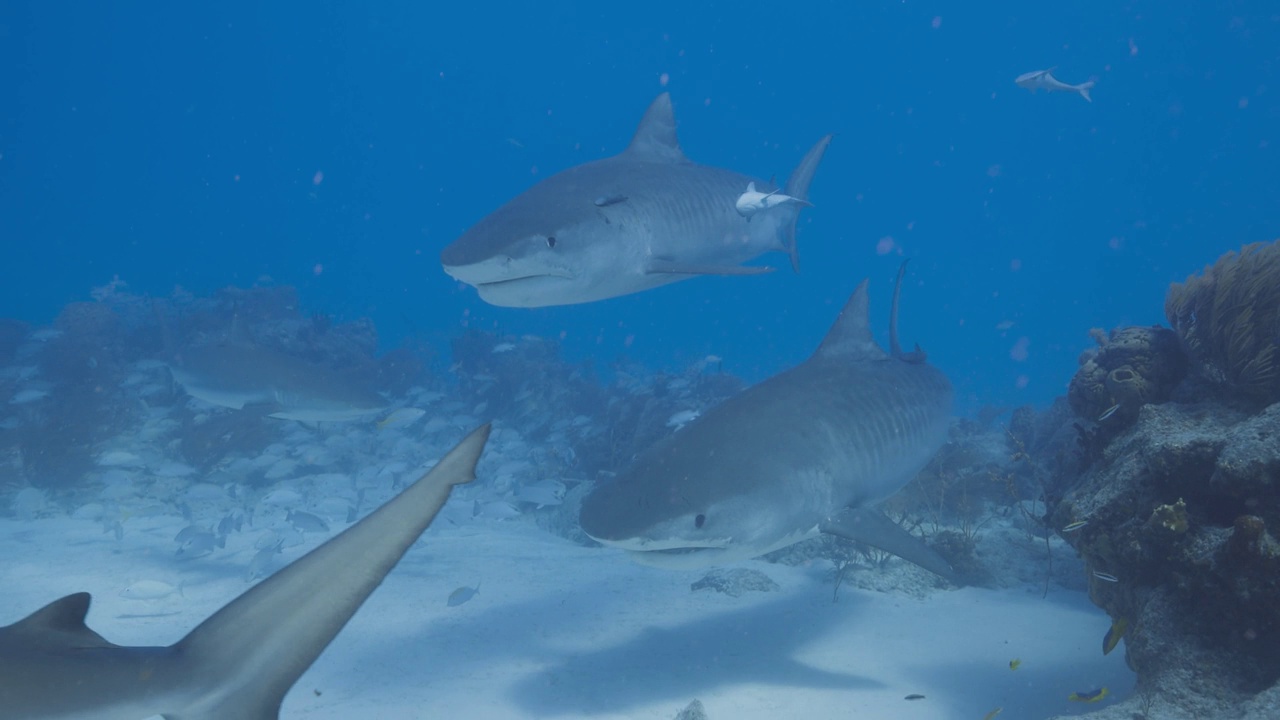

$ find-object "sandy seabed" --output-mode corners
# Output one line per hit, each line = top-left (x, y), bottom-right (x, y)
(0, 515), (1133, 720)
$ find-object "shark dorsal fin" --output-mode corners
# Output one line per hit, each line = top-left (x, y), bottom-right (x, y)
(625, 93), (687, 163)
(9, 593), (117, 648)
(814, 279), (887, 361)
(746, 182), (757, 193)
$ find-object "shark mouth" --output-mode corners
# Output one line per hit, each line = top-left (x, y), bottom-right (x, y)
(624, 545), (756, 570)
(586, 526), (820, 570)
(473, 273), (571, 288)
(442, 261), (575, 287)
(585, 533), (744, 569)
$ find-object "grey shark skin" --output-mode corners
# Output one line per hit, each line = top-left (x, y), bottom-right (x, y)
(578, 274), (957, 581)
(167, 342), (389, 422)
(441, 93), (832, 307)
(0, 424), (491, 720)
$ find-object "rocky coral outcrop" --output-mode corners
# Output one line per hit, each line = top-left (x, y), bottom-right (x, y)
(1067, 325), (1187, 429)
(1042, 401), (1280, 719)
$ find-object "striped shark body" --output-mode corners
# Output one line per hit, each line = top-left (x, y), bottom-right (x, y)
(578, 269), (956, 580)
(440, 93), (831, 307)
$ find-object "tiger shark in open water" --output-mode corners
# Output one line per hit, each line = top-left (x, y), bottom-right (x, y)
(0, 424), (491, 720)
(166, 342), (389, 422)
(441, 93), (832, 307)
(579, 265), (957, 581)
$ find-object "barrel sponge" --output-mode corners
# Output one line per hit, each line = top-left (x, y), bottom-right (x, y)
(1166, 240), (1280, 404)
(1067, 326), (1186, 423)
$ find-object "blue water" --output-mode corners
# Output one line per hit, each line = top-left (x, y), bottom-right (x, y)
(2, 1), (1276, 412)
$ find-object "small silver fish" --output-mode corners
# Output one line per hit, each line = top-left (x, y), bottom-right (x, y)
(176, 530), (224, 557)
(173, 525), (202, 544)
(377, 407), (427, 430)
(666, 409), (701, 429)
(246, 541), (284, 583)
(120, 580), (183, 600)
(1097, 404), (1121, 422)
(447, 583), (480, 607)
(217, 511), (244, 537)
(1063, 520), (1089, 533)
(1093, 571), (1119, 583)
(593, 194), (627, 207)
(734, 182), (810, 220)
(287, 510), (331, 534)
(1015, 68), (1095, 102)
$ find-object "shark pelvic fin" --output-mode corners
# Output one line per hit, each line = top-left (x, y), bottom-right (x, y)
(780, 134), (833, 272)
(820, 507), (957, 583)
(625, 93), (687, 163)
(644, 259), (774, 276)
(813, 279), (886, 362)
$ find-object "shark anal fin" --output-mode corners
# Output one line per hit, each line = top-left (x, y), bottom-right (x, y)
(644, 259), (774, 276)
(820, 507), (957, 583)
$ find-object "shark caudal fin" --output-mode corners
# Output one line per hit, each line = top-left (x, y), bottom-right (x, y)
(167, 425), (491, 720)
(780, 134), (832, 272)
(1078, 80), (1095, 103)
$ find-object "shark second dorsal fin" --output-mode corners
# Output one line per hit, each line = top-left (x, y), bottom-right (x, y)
(624, 93), (687, 163)
(9, 593), (118, 648)
(813, 279), (887, 361)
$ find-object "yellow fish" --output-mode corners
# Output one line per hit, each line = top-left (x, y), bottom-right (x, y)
(1009, 658), (1021, 671)
(982, 708), (1003, 720)
(1103, 617), (1129, 655)
(1068, 687), (1110, 703)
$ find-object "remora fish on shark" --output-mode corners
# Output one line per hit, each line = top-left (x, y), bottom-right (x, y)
(166, 342), (389, 422)
(0, 425), (491, 720)
(579, 265), (957, 581)
(735, 181), (810, 221)
(441, 93), (832, 307)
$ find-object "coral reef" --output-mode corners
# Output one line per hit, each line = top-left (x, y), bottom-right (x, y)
(1067, 325), (1187, 429)
(1035, 400), (1280, 719)
(1166, 240), (1280, 406)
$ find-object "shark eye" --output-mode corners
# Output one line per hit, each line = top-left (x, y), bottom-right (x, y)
(546, 235), (557, 248)
(694, 514), (706, 529)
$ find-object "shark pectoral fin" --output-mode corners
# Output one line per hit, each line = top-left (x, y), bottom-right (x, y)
(820, 507), (958, 584)
(644, 259), (775, 276)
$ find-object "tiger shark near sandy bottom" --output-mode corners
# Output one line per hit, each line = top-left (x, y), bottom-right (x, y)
(578, 267), (958, 581)
(0, 424), (491, 720)
(165, 341), (389, 422)
(440, 92), (832, 307)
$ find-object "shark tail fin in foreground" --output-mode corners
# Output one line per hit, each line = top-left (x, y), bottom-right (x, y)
(167, 425), (491, 720)
(780, 134), (833, 272)
(1078, 80), (1095, 103)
